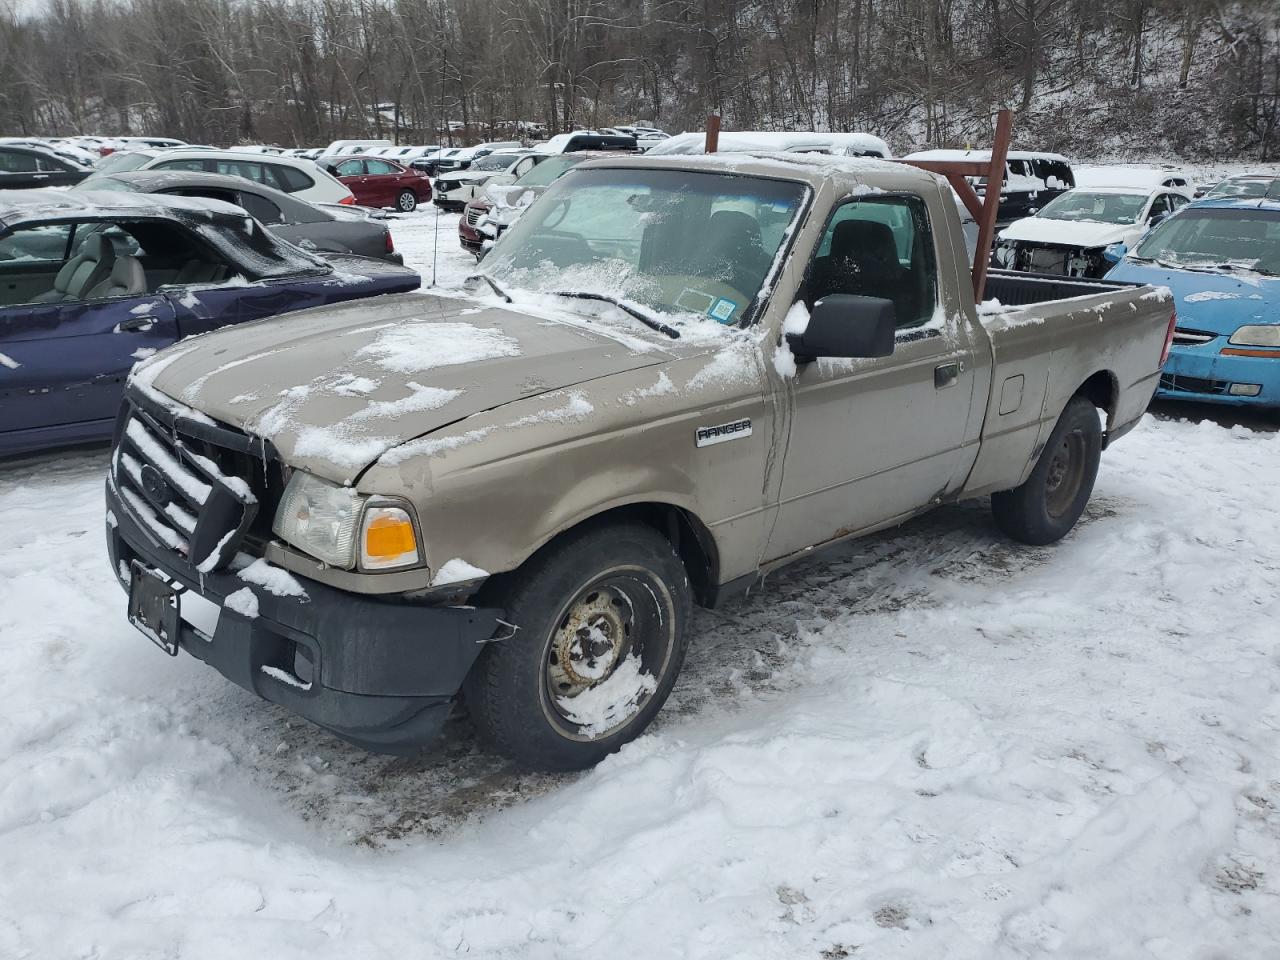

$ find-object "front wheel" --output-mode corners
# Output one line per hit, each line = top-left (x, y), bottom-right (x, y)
(396, 189), (418, 212)
(992, 395), (1102, 545)
(464, 523), (692, 771)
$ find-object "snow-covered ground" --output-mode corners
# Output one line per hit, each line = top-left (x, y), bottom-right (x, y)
(2, 206), (1279, 958)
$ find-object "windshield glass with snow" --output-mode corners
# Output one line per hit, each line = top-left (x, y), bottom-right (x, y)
(1133, 207), (1280, 275)
(1206, 177), (1280, 200)
(93, 152), (154, 176)
(1037, 190), (1148, 224)
(513, 155), (582, 188)
(471, 154), (519, 171)
(482, 168), (807, 327)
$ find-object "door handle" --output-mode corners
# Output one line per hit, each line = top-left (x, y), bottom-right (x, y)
(117, 316), (154, 332)
(935, 361), (962, 389)
(30, 173), (49, 180)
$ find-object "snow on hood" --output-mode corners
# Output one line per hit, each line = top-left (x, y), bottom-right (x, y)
(134, 292), (675, 484)
(999, 216), (1135, 249)
(1105, 262), (1276, 336)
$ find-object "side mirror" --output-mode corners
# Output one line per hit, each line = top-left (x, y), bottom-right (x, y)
(1102, 242), (1128, 264)
(786, 295), (896, 362)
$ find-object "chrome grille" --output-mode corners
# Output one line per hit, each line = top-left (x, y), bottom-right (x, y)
(113, 397), (263, 573)
(465, 207), (483, 226)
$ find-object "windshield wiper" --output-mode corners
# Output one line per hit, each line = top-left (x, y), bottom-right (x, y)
(549, 290), (680, 339)
(467, 273), (512, 303)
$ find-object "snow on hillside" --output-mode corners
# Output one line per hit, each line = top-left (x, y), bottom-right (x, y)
(0, 207), (1276, 958)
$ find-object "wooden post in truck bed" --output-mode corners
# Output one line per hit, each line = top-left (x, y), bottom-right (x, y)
(898, 108), (1013, 303)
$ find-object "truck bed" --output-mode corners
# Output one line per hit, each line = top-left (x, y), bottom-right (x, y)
(985, 270), (1143, 307)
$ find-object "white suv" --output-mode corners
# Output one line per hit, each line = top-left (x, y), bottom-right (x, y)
(86, 149), (355, 205)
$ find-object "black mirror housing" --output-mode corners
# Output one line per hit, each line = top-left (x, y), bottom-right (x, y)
(786, 295), (897, 361)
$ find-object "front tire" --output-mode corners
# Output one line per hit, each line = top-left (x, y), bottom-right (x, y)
(992, 395), (1102, 545)
(464, 523), (692, 771)
(396, 189), (418, 212)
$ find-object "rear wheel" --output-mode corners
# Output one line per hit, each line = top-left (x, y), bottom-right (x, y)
(396, 189), (417, 212)
(992, 395), (1102, 545)
(464, 523), (692, 771)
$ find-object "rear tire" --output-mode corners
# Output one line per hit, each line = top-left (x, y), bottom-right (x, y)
(992, 395), (1102, 545)
(396, 189), (418, 212)
(464, 523), (692, 771)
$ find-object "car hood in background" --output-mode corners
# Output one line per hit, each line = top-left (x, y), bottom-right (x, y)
(1105, 261), (1277, 337)
(139, 292), (674, 484)
(999, 216), (1136, 249)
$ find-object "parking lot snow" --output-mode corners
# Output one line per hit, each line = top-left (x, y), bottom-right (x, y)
(0, 207), (1276, 957)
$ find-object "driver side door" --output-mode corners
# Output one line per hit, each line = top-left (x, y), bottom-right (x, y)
(765, 195), (980, 562)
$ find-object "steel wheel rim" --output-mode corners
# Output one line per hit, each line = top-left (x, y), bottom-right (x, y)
(1044, 430), (1086, 518)
(540, 567), (675, 742)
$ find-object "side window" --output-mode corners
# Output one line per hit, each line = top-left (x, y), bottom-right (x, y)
(1170, 193), (1190, 209)
(1040, 160), (1073, 189)
(365, 159), (396, 175)
(273, 165), (313, 193)
(237, 192), (284, 224)
(36, 155), (71, 173)
(805, 195), (938, 329)
(336, 159), (365, 176)
(0, 150), (39, 173)
(155, 158), (210, 173)
(1147, 195), (1172, 221)
(0, 223), (73, 263)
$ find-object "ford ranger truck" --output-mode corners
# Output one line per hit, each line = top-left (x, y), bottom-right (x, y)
(105, 153), (1176, 770)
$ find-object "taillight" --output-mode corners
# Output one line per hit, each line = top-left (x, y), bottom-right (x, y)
(1160, 308), (1177, 366)
(338, 194), (355, 205)
(384, 229), (394, 253)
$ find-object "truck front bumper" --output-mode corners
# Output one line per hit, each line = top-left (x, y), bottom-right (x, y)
(1157, 344), (1280, 408)
(106, 481), (502, 754)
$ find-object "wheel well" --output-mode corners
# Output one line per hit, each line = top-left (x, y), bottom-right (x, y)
(519, 503), (720, 608)
(1076, 370), (1118, 439)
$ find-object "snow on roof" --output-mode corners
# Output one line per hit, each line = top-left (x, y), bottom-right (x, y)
(903, 148), (1070, 163)
(1075, 165), (1189, 189)
(0, 188), (249, 226)
(648, 131), (891, 158)
(587, 150), (930, 186)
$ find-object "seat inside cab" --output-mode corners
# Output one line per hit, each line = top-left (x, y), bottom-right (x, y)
(0, 218), (233, 308)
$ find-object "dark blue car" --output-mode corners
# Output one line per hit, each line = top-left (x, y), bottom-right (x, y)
(0, 190), (420, 457)
(1105, 197), (1280, 408)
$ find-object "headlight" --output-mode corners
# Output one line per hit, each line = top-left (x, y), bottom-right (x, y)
(1228, 325), (1280, 348)
(360, 501), (420, 570)
(273, 471), (363, 567)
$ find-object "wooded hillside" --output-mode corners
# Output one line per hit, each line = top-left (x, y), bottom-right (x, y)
(2, 0), (1277, 158)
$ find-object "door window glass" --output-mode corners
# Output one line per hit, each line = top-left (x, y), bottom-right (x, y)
(336, 159), (365, 176)
(237, 192), (285, 224)
(155, 158), (210, 173)
(364, 159), (397, 175)
(805, 196), (938, 329)
(0, 150), (38, 173)
(1147, 195), (1172, 221)
(0, 223), (73, 262)
(273, 165), (313, 193)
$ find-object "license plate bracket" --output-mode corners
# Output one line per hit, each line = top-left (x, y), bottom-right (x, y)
(127, 560), (183, 656)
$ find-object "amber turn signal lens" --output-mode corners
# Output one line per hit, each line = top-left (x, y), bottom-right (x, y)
(360, 505), (420, 570)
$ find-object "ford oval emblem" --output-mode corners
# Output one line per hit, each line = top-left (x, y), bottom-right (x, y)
(139, 463), (173, 509)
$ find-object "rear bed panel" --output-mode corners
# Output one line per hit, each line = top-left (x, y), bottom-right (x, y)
(961, 283), (1172, 497)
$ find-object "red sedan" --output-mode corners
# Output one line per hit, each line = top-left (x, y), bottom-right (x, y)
(323, 156), (432, 212)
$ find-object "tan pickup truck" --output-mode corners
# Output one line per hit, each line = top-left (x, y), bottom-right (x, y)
(106, 154), (1176, 769)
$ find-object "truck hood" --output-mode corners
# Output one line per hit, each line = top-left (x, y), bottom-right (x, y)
(138, 292), (675, 484)
(1104, 261), (1278, 338)
(999, 216), (1136, 249)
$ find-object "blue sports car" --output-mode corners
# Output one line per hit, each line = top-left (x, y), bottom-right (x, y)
(1105, 196), (1280, 408)
(0, 190), (420, 457)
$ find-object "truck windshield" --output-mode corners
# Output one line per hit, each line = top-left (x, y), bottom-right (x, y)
(1037, 190), (1148, 224)
(481, 167), (807, 327)
(1132, 207), (1280, 275)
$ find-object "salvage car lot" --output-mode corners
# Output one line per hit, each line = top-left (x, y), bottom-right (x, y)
(1, 205), (1277, 956)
